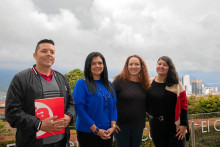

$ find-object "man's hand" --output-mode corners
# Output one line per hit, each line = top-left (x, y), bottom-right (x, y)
(40, 115), (71, 135)
(40, 116), (59, 135)
(60, 114), (71, 128)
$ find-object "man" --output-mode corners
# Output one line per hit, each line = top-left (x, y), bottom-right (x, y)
(5, 39), (76, 147)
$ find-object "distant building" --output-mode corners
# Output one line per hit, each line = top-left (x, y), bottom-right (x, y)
(192, 79), (202, 95)
(182, 75), (192, 95)
(203, 87), (218, 95)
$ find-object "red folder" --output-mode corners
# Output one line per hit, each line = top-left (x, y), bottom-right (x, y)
(35, 97), (65, 139)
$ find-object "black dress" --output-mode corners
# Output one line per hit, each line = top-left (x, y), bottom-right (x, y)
(147, 80), (185, 147)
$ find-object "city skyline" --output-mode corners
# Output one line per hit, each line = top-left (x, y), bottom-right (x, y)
(0, 68), (219, 98)
(181, 74), (219, 96)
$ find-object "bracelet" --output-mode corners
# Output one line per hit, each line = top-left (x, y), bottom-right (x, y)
(93, 127), (100, 135)
(112, 124), (117, 128)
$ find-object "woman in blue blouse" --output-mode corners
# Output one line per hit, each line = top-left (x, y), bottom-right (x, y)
(73, 52), (117, 147)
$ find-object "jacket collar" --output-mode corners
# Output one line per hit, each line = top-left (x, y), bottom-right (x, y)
(32, 65), (56, 76)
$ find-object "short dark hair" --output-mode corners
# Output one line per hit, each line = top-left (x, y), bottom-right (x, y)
(157, 56), (179, 86)
(35, 39), (55, 53)
(84, 52), (114, 97)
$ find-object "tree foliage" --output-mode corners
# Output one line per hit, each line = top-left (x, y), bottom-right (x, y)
(187, 95), (199, 114)
(0, 120), (12, 136)
(197, 94), (220, 113)
(65, 69), (83, 93)
(188, 94), (220, 114)
(64, 68), (83, 129)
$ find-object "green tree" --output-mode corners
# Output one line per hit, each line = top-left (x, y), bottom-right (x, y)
(65, 68), (83, 93)
(188, 94), (220, 114)
(197, 94), (220, 113)
(188, 95), (199, 114)
(65, 69), (83, 129)
(0, 120), (12, 136)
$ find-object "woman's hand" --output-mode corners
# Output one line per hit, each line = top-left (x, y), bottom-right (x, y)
(97, 129), (111, 140)
(105, 127), (115, 136)
(115, 125), (120, 133)
(90, 124), (111, 140)
(176, 125), (187, 140)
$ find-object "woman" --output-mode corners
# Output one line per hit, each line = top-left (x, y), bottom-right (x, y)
(146, 56), (188, 147)
(113, 55), (150, 147)
(73, 52), (117, 147)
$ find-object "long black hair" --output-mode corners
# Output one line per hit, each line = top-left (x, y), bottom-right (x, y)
(158, 56), (179, 87)
(84, 52), (114, 97)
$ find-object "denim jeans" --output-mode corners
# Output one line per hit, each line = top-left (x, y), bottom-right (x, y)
(114, 124), (144, 147)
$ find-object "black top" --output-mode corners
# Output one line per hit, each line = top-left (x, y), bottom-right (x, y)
(113, 77), (147, 128)
(147, 80), (177, 124)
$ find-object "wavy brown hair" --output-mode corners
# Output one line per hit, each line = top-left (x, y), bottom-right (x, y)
(114, 55), (151, 91)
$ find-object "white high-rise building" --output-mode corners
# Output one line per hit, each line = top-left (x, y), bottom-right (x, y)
(182, 75), (192, 95)
(192, 79), (203, 95)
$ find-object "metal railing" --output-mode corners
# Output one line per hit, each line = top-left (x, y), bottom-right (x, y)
(188, 112), (220, 147)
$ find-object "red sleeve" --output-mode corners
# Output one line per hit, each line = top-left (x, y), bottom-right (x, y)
(180, 90), (188, 110)
(175, 90), (188, 122)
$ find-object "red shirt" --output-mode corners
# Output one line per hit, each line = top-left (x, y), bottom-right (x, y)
(39, 71), (53, 82)
(32, 67), (53, 82)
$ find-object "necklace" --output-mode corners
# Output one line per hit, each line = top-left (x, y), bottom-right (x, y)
(96, 83), (111, 109)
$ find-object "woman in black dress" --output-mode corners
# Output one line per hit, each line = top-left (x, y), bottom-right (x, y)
(146, 56), (188, 147)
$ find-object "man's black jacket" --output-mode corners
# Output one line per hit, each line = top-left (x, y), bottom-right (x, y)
(5, 66), (76, 147)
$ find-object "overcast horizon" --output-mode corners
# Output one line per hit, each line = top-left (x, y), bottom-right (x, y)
(1, 0), (220, 78)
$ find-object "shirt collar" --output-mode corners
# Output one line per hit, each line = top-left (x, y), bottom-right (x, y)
(32, 65), (53, 81)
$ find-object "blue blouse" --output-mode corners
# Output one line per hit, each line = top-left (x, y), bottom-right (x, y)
(73, 79), (117, 133)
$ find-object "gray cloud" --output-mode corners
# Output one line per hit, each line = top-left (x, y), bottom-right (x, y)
(0, 0), (220, 74)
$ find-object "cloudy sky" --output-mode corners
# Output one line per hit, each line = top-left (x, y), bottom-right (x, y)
(0, 0), (220, 75)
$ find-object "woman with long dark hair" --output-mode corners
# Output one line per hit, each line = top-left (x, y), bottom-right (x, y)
(73, 52), (117, 147)
(146, 56), (188, 147)
(113, 55), (150, 147)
